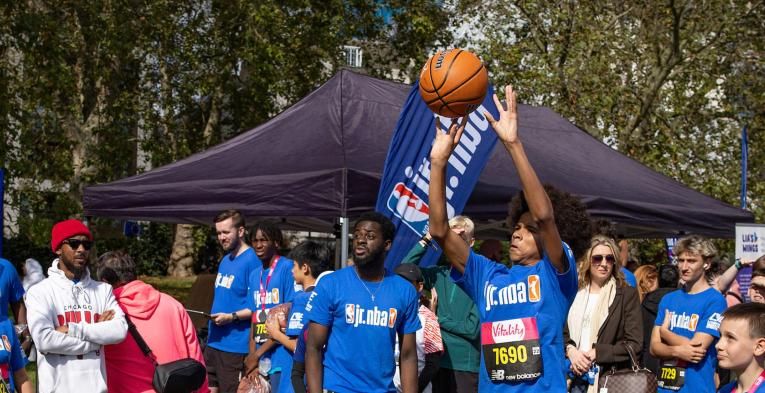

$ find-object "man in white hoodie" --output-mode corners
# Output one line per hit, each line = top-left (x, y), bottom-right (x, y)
(26, 219), (128, 393)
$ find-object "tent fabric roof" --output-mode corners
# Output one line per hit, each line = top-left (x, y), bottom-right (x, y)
(83, 70), (753, 238)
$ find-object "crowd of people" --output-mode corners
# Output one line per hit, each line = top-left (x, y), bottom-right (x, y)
(0, 85), (761, 393)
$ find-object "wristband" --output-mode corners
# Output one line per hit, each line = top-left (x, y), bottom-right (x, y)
(735, 259), (742, 270)
(231, 312), (239, 321)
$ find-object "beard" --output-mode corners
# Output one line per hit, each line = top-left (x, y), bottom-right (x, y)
(60, 255), (87, 277)
(353, 245), (385, 268)
(223, 237), (240, 254)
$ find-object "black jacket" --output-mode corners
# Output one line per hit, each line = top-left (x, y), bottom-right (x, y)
(641, 287), (674, 374)
(564, 285), (644, 371)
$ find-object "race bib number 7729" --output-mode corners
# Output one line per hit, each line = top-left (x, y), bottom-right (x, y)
(481, 317), (542, 382)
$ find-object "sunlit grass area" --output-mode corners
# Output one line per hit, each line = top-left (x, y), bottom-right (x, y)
(141, 275), (197, 303)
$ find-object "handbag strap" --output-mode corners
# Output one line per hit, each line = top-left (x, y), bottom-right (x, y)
(623, 342), (640, 371)
(124, 314), (159, 366)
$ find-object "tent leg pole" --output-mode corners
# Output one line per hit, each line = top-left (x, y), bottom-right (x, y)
(341, 217), (349, 268)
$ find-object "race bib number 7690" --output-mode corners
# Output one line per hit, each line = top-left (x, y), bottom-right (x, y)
(481, 317), (542, 382)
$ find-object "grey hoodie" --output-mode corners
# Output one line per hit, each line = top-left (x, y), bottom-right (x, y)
(26, 259), (128, 393)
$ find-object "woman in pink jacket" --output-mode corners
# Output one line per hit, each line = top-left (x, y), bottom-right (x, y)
(96, 251), (210, 393)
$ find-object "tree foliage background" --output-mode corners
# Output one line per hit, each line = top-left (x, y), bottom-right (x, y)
(0, 0), (453, 275)
(1, 0), (762, 274)
(459, 0), (763, 263)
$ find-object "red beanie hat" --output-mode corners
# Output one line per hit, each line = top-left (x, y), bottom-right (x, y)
(51, 219), (93, 252)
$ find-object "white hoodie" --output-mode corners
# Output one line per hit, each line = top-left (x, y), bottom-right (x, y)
(26, 259), (128, 393)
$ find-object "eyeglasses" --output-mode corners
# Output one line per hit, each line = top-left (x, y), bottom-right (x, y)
(750, 283), (765, 293)
(62, 239), (93, 251)
(591, 254), (616, 265)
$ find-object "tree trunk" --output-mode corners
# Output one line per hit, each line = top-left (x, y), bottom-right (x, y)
(167, 223), (196, 277)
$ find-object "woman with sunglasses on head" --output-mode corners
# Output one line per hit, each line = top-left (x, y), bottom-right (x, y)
(429, 85), (592, 392)
(563, 236), (642, 393)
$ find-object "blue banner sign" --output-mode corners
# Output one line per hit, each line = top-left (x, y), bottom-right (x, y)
(376, 84), (500, 268)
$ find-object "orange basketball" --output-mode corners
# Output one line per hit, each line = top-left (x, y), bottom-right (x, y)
(419, 49), (488, 118)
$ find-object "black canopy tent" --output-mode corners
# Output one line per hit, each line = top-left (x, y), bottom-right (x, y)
(83, 70), (753, 241)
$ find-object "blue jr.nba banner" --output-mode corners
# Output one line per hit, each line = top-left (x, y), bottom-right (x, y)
(376, 84), (500, 269)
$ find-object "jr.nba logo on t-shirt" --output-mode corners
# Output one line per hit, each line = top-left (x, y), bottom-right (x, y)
(215, 273), (234, 289)
(345, 304), (355, 324)
(527, 275), (541, 302)
(271, 288), (279, 304)
(388, 309), (397, 328)
(484, 275), (542, 312)
(668, 311), (699, 331)
(344, 304), (398, 328)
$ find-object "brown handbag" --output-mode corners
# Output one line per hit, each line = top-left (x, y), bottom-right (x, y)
(597, 343), (658, 393)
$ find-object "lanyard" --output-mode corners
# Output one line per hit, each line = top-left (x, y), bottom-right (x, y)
(259, 254), (279, 311)
(732, 370), (765, 393)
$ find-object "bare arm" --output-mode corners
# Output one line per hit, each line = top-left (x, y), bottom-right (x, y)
(306, 322), (329, 393)
(650, 326), (710, 363)
(244, 335), (279, 376)
(485, 86), (565, 271)
(650, 326), (676, 359)
(715, 260), (752, 293)
(266, 319), (297, 352)
(660, 326), (691, 346)
(428, 118), (471, 273)
(14, 368), (33, 393)
(211, 308), (253, 326)
(399, 333), (418, 393)
(11, 301), (26, 326)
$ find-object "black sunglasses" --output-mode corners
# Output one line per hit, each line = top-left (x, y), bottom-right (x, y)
(591, 254), (616, 264)
(62, 239), (93, 251)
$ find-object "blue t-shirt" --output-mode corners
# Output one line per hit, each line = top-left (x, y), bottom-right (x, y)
(250, 256), (297, 374)
(654, 287), (727, 393)
(0, 319), (27, 392)
(208, 248), (258, 354)
(274, 287), (313, 393)
(451, 243), (577, 393)
(306, 266), (421, 393)
(0, 259), (24, 319)
(293, 328), (307, 363)
(622, 267), (637, 287)
(718, 379), (765, 393)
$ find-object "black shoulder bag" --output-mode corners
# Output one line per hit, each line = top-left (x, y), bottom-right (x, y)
(126, 315), (207, 393)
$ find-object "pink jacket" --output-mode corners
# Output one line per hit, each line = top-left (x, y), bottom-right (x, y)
(104, 280), (210, 393)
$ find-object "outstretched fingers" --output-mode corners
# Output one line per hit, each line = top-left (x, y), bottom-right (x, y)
(448, 116), (468, 143)
(505, 85), (517, 115)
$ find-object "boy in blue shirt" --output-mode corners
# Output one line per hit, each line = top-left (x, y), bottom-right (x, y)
(716, 302), (765, 393)
(305, 212), (421, 393)
(650, 235), (727, 393)
(261, 241), (331, 393)
(206, 210), (258, 393)
(245, 221), (297, 393)
(428, 85), (590, 392)
(0, 318), (32, 392)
